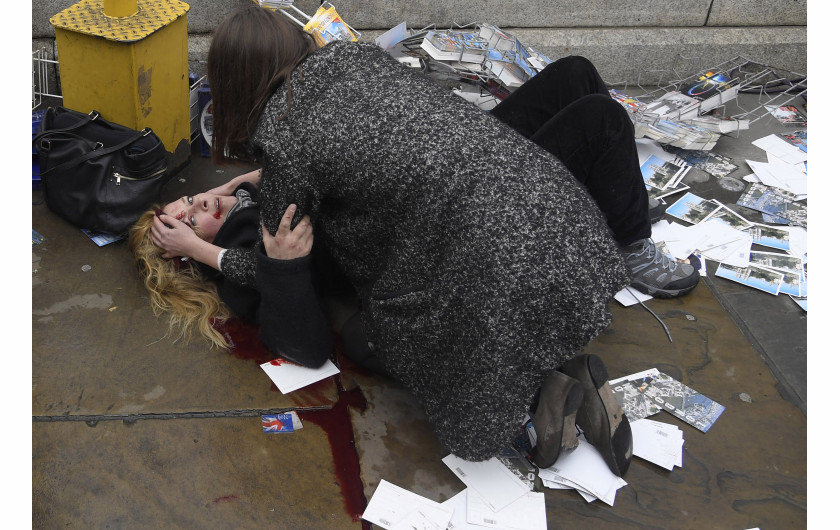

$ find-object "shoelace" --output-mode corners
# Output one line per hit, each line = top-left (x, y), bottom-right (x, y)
(641, 239), (678, 273)
(628, 288), (673, 343)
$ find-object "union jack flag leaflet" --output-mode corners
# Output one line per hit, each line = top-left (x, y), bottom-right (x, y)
(262, 412), (303, 433)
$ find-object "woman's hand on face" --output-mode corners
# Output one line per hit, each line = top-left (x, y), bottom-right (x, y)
(262, 204), (314, 260)
(151, 213), (203, 259)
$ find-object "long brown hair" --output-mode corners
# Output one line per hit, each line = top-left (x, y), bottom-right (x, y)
(129, 209), (232, 349)
(207, 6), (316, 164)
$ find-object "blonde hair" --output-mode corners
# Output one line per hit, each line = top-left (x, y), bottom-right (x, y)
(129, 209), (232, 349)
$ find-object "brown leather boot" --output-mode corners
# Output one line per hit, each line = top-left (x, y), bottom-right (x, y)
(530, 370), (583, 469)
(561, 354), (633, 477)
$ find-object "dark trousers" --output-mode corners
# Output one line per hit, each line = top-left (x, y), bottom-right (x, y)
(490, 56), (651, 247)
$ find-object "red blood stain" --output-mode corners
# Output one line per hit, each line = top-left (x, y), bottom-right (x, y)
(299, 380), (369, 528)
(214, 317), (275, 365)
(212, 494), (239, 504)
(215, 319), (371, 527)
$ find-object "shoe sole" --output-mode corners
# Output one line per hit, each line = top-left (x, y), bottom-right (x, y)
(566, 355), (633, 477)
(530, 373), (583, 469)
(629, 277), (700, 299)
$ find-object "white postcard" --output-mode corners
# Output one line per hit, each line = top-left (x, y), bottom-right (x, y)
(745, 159), (806, 197)
(613, 286), (653, 306)
(442, 455), (530, 513)
(362, 480), (454, 530)
(539, 437), (627, 505)
(630, 418), (684, 471)
(752, 134), (807, 165)
(609, 367), (661, 386)
(259, 358), (340, 394)
(464, 488), (547, 530)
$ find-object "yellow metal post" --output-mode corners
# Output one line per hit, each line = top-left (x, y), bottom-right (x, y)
(50, 0), (190, 158)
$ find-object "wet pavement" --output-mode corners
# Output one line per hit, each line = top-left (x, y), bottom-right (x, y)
(32, 90), (807, 528)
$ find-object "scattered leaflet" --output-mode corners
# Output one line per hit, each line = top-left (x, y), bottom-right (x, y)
(441, 455), (530, 513)
(261, 411), (302, 433)
(259, 358), (340, 394)
(538, 437), (627, 505)
(630, 419), (684, 471)
(362, 480), (454, 530)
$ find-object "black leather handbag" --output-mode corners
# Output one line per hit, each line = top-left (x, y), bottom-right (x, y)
(33, 107), (171, 234)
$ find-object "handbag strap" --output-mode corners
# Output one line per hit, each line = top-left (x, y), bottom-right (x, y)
(32, 109), (101, 145)
(39, 127), (156, 177)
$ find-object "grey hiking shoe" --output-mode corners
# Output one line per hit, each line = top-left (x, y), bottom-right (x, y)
(620, 238), (699, 298)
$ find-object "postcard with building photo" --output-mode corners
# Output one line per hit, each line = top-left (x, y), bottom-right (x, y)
(666, 192), (719, 224)
(748, 223), (791, 251)
(774, 269), (802, 297)
(649, 183), (690, 200)
(625, 372), (726, 433)
(665, 146), (739, 178)
(640, 155), (686, 190)
(715, 262), (784, 295)
(749, 250), (804, 275)
(701, 200), (754, 230)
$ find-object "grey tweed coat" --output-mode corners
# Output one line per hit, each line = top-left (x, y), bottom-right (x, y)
(222, 41), (630, 461)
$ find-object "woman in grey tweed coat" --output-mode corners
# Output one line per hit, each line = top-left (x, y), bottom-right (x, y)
(205, 8), (632, 462)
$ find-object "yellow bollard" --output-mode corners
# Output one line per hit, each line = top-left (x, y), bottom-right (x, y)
(50, 0), (191, 162)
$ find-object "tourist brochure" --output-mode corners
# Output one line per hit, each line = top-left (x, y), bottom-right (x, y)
(737, 182), (807, 227)
(782, 130), (806, 152)
(614, 371), (726, 433)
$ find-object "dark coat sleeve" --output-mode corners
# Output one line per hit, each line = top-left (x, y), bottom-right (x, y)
(253, 248), (333, 368)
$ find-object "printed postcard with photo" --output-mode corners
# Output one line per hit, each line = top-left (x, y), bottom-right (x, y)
(626, 373), (726, 433)
(666, 192), (719, 224)
(748, 223), (791, 251)
(715, 262), (784, 295)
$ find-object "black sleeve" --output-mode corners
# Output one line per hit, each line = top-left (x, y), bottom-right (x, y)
(254, 246), (333, 368)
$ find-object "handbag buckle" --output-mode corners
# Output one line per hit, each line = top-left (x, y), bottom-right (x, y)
(88, 111), (100, 120)
(141, 128), (152, 136)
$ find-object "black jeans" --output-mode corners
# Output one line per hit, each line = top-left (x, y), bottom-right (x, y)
(490, 56), (651, 247)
